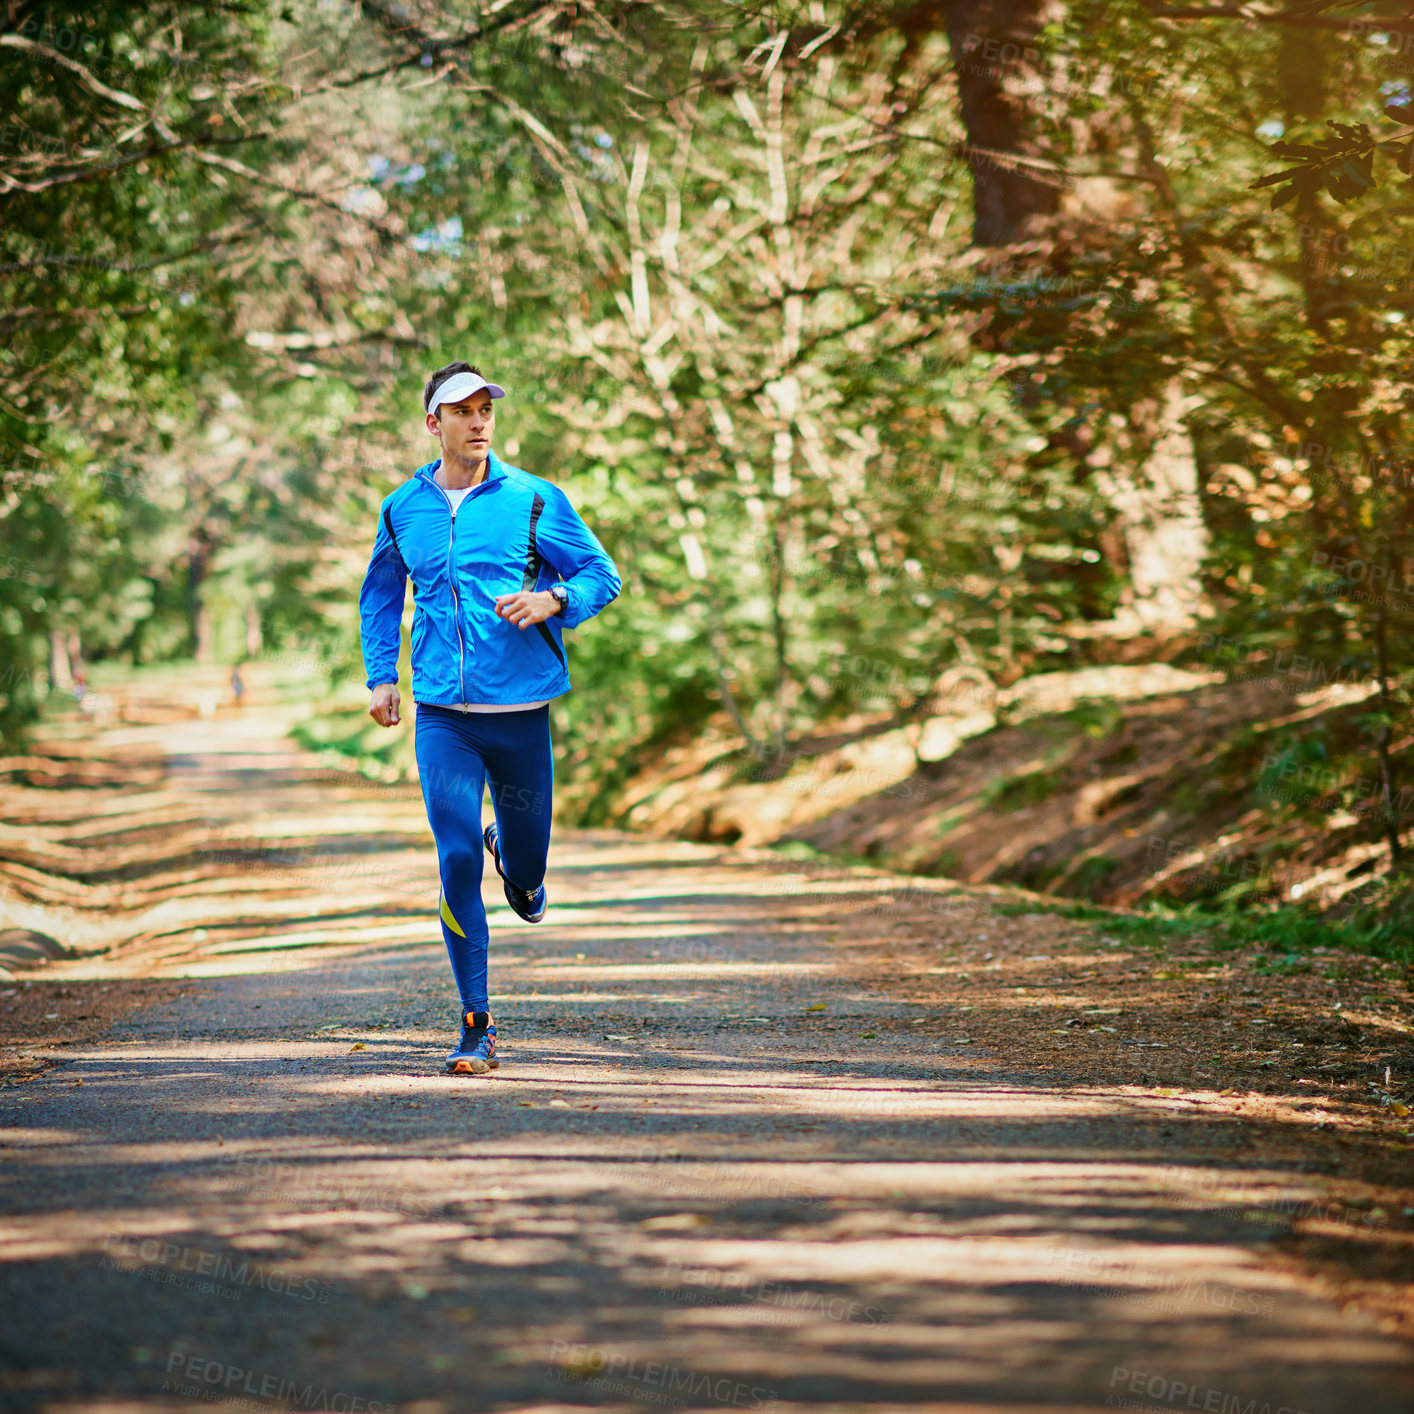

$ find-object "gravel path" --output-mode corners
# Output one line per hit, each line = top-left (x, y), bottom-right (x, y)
(1, 686), (1411, 1413)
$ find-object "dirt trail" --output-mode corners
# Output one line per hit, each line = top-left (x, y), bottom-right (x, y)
(0, 668), (1411, 1413)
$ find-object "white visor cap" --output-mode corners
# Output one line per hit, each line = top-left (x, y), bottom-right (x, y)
(429, 371), (506, 414)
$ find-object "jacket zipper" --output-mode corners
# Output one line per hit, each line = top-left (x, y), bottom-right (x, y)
(427, 471), (469, 712)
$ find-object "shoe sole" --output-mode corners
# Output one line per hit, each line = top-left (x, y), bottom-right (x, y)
(447, 1057), (499, 1075)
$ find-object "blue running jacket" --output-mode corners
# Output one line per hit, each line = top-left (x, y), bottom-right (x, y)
(359, 450), (622, 706)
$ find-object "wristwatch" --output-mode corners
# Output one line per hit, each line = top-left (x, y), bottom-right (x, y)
(549, 584), (570, 616)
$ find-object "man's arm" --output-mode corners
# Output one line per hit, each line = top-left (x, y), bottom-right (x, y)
(536, 484), (622, 629)
(359, 503), (408, 724)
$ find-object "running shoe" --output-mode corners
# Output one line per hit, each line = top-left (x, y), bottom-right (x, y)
(482, 821), (547, 922)
(446, 1011), (498, 1075)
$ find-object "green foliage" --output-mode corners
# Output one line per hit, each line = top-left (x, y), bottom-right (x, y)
(982, 761), (1071, 811)
(1254, 116), (1414, 208)
(0, 2), (303, 729)
(1253, 120), (1381, 208)
(994, 890), (1414, 963)
(1250, 951), (1315, 976)
(1063, 853), (1121, 901)
(288, 709), (409, 784)
(1065, 700), (1126, 740)
(990, 898), (1194, 948)
(1213, 884), (1414, 964)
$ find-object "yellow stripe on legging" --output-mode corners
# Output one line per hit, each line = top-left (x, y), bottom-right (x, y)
(440, 893), (466, 938)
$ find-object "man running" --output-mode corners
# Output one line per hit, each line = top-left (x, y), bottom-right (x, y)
(359, 362), (622, 1075)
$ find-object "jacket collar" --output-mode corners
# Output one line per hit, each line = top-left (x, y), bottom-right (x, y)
(416, 446), (507, 489)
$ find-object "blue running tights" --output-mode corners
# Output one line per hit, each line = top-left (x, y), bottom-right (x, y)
(414, 702), (554, 1013)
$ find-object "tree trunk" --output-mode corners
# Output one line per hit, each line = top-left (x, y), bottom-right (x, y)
(1279, 26), (1336, 333)
(188, 530), (212, 663)
(940, 0), (1060, 246)
(47, 628), (71, 693)
(244, 600), (263, 659)
(1089, 380), (1210, 635)
(866, 1), (1060, 247)
(1373, 602), (1403, 866)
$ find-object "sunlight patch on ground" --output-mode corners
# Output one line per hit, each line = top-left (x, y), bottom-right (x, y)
(521, 962), (836, 980)
(230, 811), (432, 841)
(0, 1127), (87, 1148)
(643, 1234), (1283, 1290)
(454, 1237), (574, 1265)
(201, 922), (434, 955)
(523, 926), (746, 948)
(487, 991), (654, 1004)
(140, 934), (435, 977)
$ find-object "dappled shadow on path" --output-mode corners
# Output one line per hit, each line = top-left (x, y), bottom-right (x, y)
(3, 996), (1411, 1414)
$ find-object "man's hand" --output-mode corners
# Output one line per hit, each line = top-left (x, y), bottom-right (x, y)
(493, 589), (562, 628)
(369, 682), (401, 727)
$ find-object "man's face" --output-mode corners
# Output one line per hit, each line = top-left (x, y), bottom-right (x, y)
(427, 391), (495, 462)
